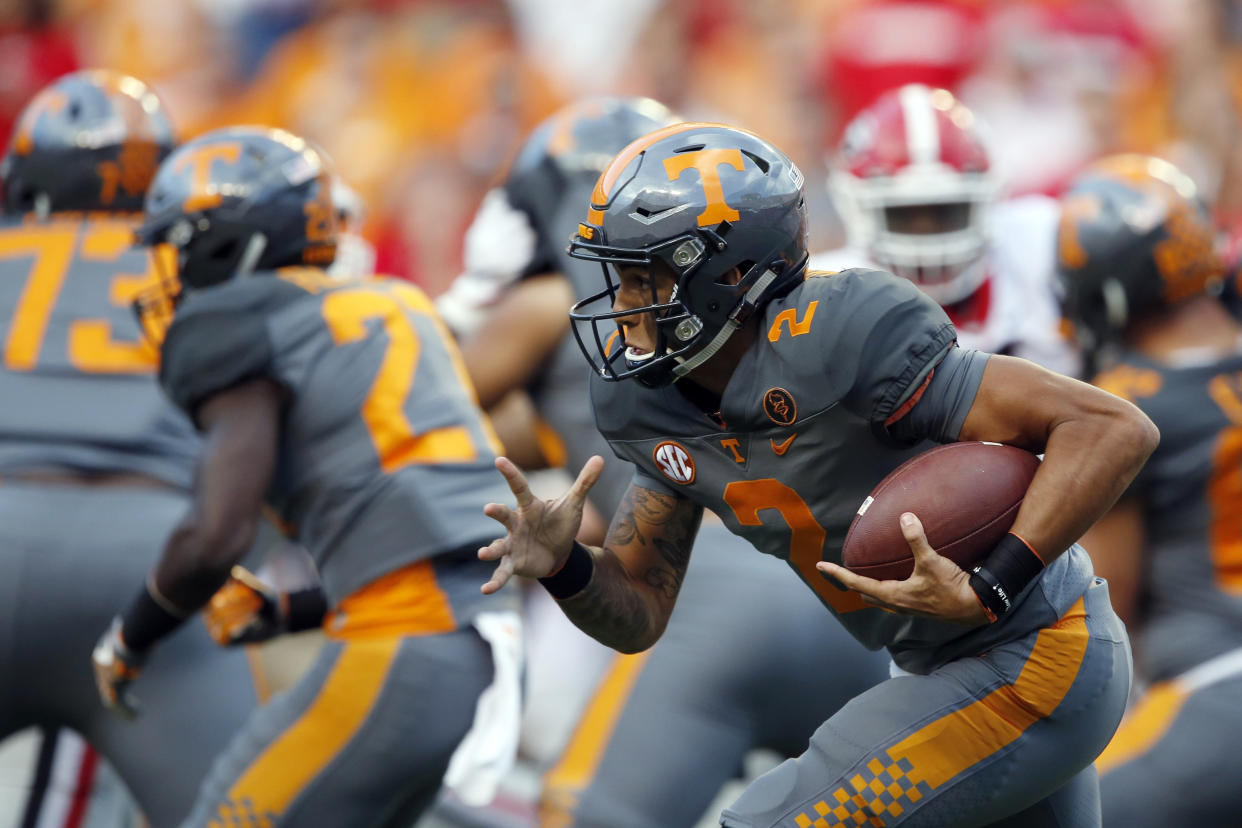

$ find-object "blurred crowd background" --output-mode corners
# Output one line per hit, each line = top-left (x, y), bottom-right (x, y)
(5, 0), (1242, 297)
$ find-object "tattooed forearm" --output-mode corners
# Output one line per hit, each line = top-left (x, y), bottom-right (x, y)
(555, 484), (703, 654)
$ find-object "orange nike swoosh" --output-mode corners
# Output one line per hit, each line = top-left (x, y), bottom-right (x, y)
(770, 434), (796, 455)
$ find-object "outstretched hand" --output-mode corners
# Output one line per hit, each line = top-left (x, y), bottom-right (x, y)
(478, 455), (604, 595)
(817, 512), (988, 626)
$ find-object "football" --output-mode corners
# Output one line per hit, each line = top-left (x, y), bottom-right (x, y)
(841, 442), (1041, 581)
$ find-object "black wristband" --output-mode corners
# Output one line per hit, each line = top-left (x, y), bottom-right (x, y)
(539, 541), (595, 600)
(969, 533), (1045, 621)
(285, 587), (329, 633)
(120, 583), (187, 652)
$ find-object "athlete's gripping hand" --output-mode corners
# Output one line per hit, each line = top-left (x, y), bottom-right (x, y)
(817, 513), (989, 626)
(479, 455), (604, 594)
(203, 567), (283, 646)
(92, 617), (145, 719)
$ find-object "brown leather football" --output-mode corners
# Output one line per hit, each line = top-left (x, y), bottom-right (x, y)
(841, 442), (1041, 581)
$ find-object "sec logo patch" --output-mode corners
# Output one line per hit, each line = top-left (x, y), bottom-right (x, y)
(763, 387), (797, 426)
(653, 441), (696, 485)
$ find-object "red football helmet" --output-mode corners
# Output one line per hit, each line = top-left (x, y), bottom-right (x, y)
(830, 83), (998, 306)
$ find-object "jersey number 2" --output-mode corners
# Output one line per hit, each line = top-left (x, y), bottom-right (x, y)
(724, 478), (869, 613)
(321, 282), (500, 473)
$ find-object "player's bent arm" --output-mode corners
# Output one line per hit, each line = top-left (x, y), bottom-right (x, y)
(556, 483), (703, 654)
(119, 379), (282, 654)
(459, 273), (574, 409)
(1078, 497), (1146, 626)
(957, 354), (1159, 565)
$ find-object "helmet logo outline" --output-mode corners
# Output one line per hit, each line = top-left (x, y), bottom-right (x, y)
(662, 148), (745, 227)
(173, 143), (242, 211)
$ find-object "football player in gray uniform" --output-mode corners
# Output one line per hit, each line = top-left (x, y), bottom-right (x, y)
(90, 126), (521, 827)
(444, 98), (888, 827)
(0, 71), (260, 826)
(479, 122), (1155, 826)
(1058, 155), (1242, 827)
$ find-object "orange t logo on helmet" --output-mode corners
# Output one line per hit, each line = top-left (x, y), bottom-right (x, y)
(663, 148), (745, 227)
(174, 143), (242, 211)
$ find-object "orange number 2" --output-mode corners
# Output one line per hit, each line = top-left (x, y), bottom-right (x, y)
(723, 478), (870, 613)
(321, 283), (498, 473)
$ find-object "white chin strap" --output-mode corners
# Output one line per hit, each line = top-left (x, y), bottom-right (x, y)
(236, 232), (268, 279)
(672, 268), (778, 379)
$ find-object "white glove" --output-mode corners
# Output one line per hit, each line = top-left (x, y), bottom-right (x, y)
(438, 189), (538, 336)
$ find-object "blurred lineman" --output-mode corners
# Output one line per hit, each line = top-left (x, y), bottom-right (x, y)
(1059, 155), (1242, 827)
(0, 71), (259, 826)
(480, 121), (1153, 826)
(90, 126), (522, 827)
(811, 83), (1077, 376)
(441, 97), (888, 828)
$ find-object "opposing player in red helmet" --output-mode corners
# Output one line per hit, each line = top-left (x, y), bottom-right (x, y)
(817, 83), (1076, 376)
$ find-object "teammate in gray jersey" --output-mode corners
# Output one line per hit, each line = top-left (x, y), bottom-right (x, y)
(479, 122), (1155, 827)
(443, 98), (888, 827)
(0, 71), (260, 826)
(1058, 155), (1242, 827)
(90, 126), (522, 827)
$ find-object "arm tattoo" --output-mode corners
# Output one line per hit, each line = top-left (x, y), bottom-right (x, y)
(557, 484), (703, 653)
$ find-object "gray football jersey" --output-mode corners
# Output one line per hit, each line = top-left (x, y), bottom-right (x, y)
(1094, 351), (1242, 680)
(0, 215), (198, 487)
(593, 268), (1094, 673)
(159, 269), (514, 612)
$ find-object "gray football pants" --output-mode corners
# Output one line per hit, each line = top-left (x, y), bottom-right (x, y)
(1097, 648), (1242, 827)
(179, 626), (494, 828)
(0, 481), (260, 828)
(720, 577), (1131, 827)
(541, 521), (891, 827)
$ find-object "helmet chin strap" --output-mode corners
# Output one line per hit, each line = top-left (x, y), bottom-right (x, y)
(236, 232), (268, 279)
(672, 268), (778, 379)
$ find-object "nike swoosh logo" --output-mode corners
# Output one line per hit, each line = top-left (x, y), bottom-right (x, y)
(770, 434), (797, 456)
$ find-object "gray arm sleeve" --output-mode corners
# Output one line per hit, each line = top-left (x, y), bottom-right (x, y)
(889, 347), (990, 445)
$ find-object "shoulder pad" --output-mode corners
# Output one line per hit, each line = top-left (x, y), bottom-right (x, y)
(159, 277), (301, 421)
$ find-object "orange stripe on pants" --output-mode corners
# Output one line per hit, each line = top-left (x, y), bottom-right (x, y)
(890, 596), (1090, 788)
(540, 652), (651, 828)
(213, 637), (400, 822)
(1094, 680), (1189, 775)
(793, 597), (1090, 828)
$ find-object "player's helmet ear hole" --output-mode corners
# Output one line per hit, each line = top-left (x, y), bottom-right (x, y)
(716, 262), (752, 286)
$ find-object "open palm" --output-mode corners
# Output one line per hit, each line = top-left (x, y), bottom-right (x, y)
(478, 455), (604, 594)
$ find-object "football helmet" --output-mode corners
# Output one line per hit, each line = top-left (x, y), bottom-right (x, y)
(1, 69), (176, 215)
(136, 126), (338, 292)
(1056, 154), (1223, 361)
(568, 122), (807, 387)
(508, 96), (679, 204)
(439, 97), (678, 336)
(830, 84), (997, 306)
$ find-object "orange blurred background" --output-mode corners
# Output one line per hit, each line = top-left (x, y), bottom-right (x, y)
(6, 0), (1242, 292)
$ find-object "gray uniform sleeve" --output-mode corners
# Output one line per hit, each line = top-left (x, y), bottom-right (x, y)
(831, 269), (959, 424)
(889, 347), (990, 445)
(159, 303), (276, 423)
